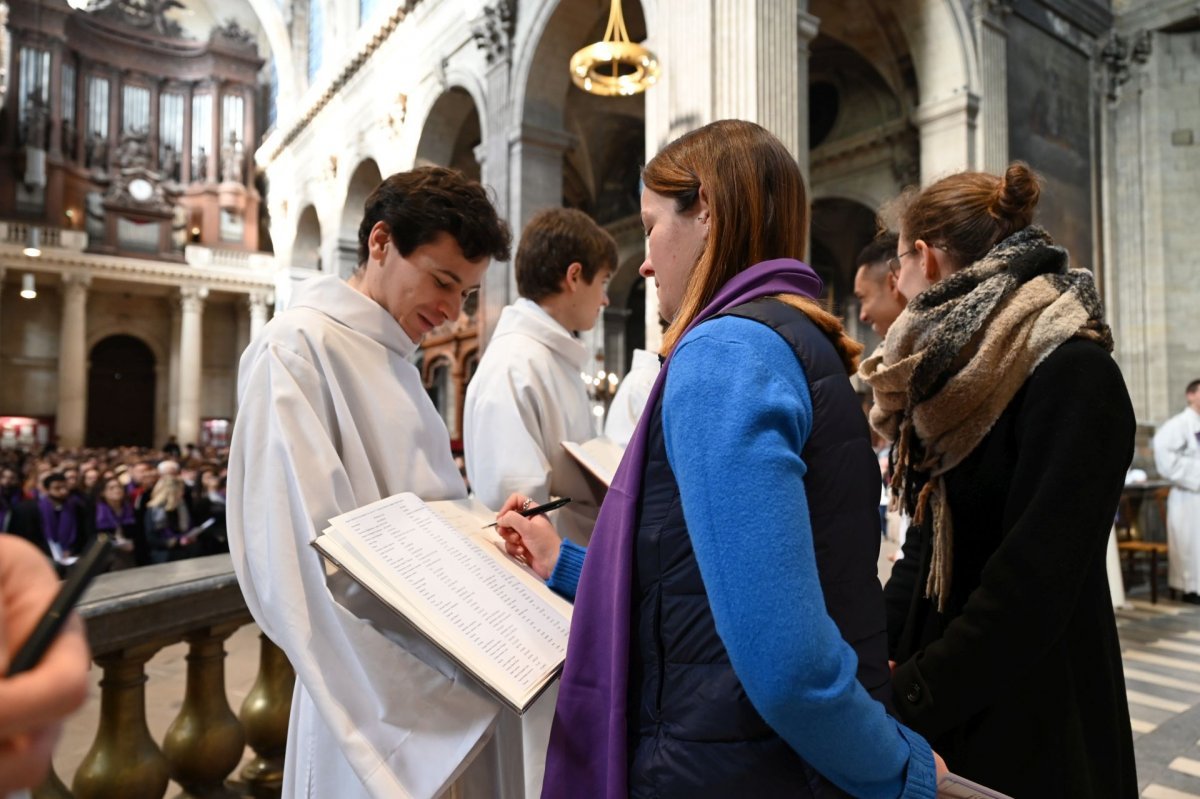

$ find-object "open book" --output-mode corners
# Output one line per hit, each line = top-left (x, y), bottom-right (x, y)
(312, 493), (573, 715)
(562, 436), (625, 488)
(937, 773), (1013, 798)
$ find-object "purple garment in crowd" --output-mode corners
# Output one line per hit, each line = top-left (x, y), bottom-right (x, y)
(38, 493), (80, 551)
(96, 499), (135, 532)
(541, 259), (823, 798)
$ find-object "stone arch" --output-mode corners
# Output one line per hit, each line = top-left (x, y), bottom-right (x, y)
(294, 204), (323, 271)
(414, 87), (483, 182)
(336, 158), (383, 278)
(810, 196), (880, 342)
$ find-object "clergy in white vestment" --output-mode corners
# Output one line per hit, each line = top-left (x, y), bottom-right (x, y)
(464, 208), (616, 548)
(227, 167), (514, 799)
(603, 348), (661, 448)
(1154, 378), (1200, 599)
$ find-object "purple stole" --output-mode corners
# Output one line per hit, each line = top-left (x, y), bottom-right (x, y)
(96, 500), (135, 532)
(541, 259), (823, 798)
(38, 494), (79, 552)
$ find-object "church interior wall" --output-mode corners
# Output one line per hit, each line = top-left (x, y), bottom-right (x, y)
(1156, 29), (1200, 410)
(1, 283), (61, 417)
(201, 299), (239, 422)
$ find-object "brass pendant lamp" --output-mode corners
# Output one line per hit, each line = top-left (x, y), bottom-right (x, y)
(570, 0), (659, 97)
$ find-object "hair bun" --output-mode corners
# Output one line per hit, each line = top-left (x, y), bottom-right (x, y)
(991, 161), (1041, 233)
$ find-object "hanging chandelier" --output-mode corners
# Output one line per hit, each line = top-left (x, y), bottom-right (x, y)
(569, 0), (659, 97)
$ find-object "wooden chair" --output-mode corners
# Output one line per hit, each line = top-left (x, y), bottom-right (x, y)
(1116, 486), (1173, 604)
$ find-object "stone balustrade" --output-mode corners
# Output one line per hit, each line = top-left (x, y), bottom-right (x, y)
(34, 555), (293, 799)
(183, 245), (275, 272)
(0, 221), (88, 252)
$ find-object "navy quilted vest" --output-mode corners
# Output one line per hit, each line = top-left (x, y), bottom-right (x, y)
(626, 298), (891, 798)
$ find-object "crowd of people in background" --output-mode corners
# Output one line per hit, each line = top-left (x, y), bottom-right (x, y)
(0, 441), (229, 575)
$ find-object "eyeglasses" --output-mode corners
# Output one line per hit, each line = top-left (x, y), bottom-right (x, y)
(886, 249), (917, 274)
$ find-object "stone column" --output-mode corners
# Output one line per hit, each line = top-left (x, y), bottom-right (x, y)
(643, 0), (806, 343)
(476, 50), (514, 349)
(248, 291), (269, 345)
(796, 7), (820, 184)
(974, 0), (1012, 173)
(167, 302), (181, 438)
(176, 286), (207, 446)
(914, 92), (980, 184)
(56, 273), (91, 448)
(502, 123), (573, 336)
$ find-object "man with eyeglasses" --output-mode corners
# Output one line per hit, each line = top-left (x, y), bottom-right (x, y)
(852, 233), (907, 338)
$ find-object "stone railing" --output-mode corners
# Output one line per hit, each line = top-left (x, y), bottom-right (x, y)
(34, 555), (294, 799)
(0, 221), (88, 252)
(183, 245), (275, 272)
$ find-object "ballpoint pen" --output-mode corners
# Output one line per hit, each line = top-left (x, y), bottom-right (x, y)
(482, 497), (572, 528)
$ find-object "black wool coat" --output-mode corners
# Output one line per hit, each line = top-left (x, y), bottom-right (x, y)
(885, 339), (1138, 798)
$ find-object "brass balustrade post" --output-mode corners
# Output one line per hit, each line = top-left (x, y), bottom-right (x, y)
(163, 622), (246, 798)
(73, 642), (171, 799)
(238, 635), (294, 799)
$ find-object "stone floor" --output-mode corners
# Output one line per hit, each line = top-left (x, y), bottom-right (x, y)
(46, 543), (1200, 797)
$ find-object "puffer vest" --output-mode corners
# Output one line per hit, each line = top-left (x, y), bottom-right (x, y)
(627, 299), (891, 798)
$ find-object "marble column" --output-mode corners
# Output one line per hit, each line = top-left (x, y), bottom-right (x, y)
(167, 303), (181, 438)
(796, 8), (820, 184)
(974, 0), (1012, 173)
(643, 0), (805, 341)
(56, 273), (91, 448)
(248, 291), (269, 345)
(176, 286), (207, 447)
(914, 92), (980, 184)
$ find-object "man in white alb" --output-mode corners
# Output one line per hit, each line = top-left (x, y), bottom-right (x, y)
(464, 208), (616, 546)
(227, 167), (514, 798)
(1155, 379), (1200, 601)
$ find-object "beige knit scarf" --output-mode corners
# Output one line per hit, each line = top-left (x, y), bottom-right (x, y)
(858, 226), (1112, 610)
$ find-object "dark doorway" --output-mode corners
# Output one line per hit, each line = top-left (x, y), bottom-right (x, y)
(86, 335), (156, 447)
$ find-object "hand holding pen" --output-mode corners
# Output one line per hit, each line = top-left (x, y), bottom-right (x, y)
(0, 535), (93, 795)
(492, 494), (569, 580)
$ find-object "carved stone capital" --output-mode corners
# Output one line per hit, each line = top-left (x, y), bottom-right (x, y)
(1101, 29), (1152, 103)
(246, 290), (271, 311)
(471, 0), (516, 65)
(62, 272), (93, 298)
(974, 0), (1013, 21)
(797, 9), (820, 45)
(179, 285), (209, 313)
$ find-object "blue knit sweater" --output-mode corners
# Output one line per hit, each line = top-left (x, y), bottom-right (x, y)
(548, 316), (936, 799)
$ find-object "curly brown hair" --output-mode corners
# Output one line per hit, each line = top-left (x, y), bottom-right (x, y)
(355, 166), (511, 267)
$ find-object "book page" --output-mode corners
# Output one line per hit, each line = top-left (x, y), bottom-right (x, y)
(323, 493), (570, 709)
(562, 436), (625, 488)
(937, 774), (1013, 799)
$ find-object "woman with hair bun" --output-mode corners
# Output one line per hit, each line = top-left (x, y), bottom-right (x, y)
(860, 162), (1137, 797)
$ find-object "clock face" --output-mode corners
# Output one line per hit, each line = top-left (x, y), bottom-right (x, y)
(129, 178), (154, 202)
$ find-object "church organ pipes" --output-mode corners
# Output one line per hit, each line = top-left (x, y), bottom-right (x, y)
(121, 83), (150, 136)
(86, 75), (109, 169)
(191, 92), (212, 183)
(17, 45), (49, 147)
(160, 92), (184, 181)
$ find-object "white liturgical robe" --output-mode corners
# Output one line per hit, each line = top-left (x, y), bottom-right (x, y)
(464, 299), (602, 545)
(228, 275), (501, 799)
(1155, 406), (1200, 593)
